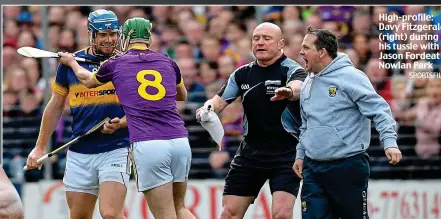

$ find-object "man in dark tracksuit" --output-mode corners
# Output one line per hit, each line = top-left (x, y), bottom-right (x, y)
(292, 26), (403, 219)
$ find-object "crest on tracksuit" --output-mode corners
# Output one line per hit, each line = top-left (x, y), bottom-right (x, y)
(329, 86), (338, 97)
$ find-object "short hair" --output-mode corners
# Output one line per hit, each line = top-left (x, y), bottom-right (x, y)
(306, 25), (338, 59)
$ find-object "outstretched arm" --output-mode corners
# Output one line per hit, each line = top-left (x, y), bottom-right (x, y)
(58, 52), (101, 88)
(271, 68), (307, 102)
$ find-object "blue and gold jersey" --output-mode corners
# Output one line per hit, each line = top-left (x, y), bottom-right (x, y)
(52, 47), (129, 154)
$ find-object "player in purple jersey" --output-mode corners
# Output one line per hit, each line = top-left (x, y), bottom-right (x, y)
(26, 9), (130, 219)
(58, 17), (196, 219)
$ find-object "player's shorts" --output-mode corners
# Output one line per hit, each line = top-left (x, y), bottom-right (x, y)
(130, 137), (192, 192)
(63, 147), (131, 196)
(223, 158), (301, 202)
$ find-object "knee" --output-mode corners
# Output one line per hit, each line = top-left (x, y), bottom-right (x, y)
(220, 205), (238, 219)
(174, 202), (185, 212)
(101, 211), (124, 219)
(272, 205), (293, 219)
(273, 210), (292, 219)
(69, 209), (92, 219)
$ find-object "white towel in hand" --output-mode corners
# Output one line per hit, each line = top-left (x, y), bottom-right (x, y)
(293, 180), (303, 218)
(200, 105), (224, 150)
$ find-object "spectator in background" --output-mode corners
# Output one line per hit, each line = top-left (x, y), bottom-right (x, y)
(305, 13), (322, 29)
(199, 61), (218, 86)
(282, 6), (302, 21)
(20, 58), (44, 102)
(368, 33), (382, 59)
(365, 58), (392, 104)
(371, 6), (388, 29)
(322, 21), (340, 36)
(3, 44), (18, 71)
(149, 32), (162, 52)
(174, 39), (194, 59)
(17, 30), (37, 48)
(17, 93), (41, 118)
(414, 78), (441, 159)
(48, 6), (66, 26)
(317, 6), (356, 24)
(3, 91), (19, 117)
(4, 65), (31, 97)
(351, 10), (372, 36)
(75, 17), (90, 49)
(206, 6), (225, 20)
(317, 6), (356, 43)
(235, 37), (254, 65)
(176, 9), (197, 32)
(405, 5), (426, 17)
(47, 24), (61, 51)
(282, 19), (304, 37)
(3, 6), (22, 20)
(284, 33), (305, 65)
(111, 6), (135, 23)
(64, 10), (83, 29)
(151, 6), (172, 33)
(388, 19), (409, 66)
(218, 9), (235, 25)
(232, 6), (255, 21)
(58, 28), (77, 53)
(395, 61), (431, 125)
(177, 58), (206, 103)
(344, 48), (361, 69)
(161, 26), (181, 55)
(17, 12), (34, 32)
(4, 19), (20, 42)
(128, 7), (148, 20)
(352, 33), (370, 67)
(217, 55), (236, 81)
(4, 92), (41, 184)
(207, 16), (228, 44)
(29, 6), (41, 35)
(182, 19), (205, 57)
(201, 35), (222, 62)
(224, 21), (248, 59)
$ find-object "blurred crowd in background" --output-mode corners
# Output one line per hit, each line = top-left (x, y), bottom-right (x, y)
(3, 6), (441, 191)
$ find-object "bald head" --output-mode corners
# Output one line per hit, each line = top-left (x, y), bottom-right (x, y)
(253, 22), (283, 40)
(252, 22), (285, 66)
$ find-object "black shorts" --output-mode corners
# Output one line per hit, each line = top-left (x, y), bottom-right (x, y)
(223, 159), (301, 200)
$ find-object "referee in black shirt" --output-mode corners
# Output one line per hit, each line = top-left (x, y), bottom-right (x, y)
(196, 22), (307, 219)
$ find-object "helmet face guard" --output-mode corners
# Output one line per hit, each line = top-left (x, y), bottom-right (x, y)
(118, 17), (153, 52)
(88, 9), (120, 57)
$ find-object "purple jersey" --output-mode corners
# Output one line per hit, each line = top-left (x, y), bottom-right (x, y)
(94, 46), (188, 143)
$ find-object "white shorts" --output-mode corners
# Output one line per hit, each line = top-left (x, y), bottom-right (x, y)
(130, 137), (192, 192)
(63, 147), (131, 196)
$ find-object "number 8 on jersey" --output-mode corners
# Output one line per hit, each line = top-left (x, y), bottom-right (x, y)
(136, 70), (166, 101)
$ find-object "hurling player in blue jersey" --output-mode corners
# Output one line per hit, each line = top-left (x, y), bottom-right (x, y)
(25, 9), (130, 219)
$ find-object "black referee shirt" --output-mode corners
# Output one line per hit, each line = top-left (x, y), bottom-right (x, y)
(218, 54), (307, 167)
